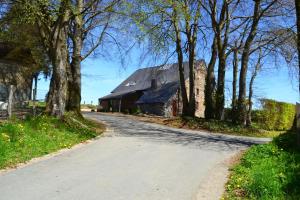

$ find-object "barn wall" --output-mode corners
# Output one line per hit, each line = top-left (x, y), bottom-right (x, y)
(99, 100), (109, 112)
(184, 63), (206, 118)
(99, 92), (143, 113)
(121, 92), (143, 113)
(0, 61), (32, 103)
(163, 92), (181, 117)
(138, 103), (165, 116)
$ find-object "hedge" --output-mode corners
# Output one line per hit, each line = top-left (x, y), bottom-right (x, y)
(253, 99), (295, 131)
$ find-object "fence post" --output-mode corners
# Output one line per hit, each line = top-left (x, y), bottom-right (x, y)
(8, 85), (15, 119)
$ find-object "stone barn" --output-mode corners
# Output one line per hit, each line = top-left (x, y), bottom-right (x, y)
(98, 60), (206, 117)
(0, 42), (34, 109)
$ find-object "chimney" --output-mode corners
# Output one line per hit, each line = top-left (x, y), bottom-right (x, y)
(151, 79), (157, 89)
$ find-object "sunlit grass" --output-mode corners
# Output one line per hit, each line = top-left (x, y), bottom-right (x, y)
(0, 113), (104, 169)
(224, 131), (300, 199)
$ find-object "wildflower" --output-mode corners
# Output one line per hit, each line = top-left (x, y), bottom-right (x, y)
(1, 133), (10, 142)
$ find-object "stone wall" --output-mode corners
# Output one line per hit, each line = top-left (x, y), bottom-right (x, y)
(0, 60), (32, 103)
(138, 103), (165, 116)
(184, 62), (206, 118)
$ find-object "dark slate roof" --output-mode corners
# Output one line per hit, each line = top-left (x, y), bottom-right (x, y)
(99, 60), (205, 100)
(136, 82), (179, 104)
(99, 90), (138, 100)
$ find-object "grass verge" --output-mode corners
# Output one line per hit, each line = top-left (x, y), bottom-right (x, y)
(0, 112), (105, 169)
(126, 114), (282, 138)
(224, 131), (300, 199)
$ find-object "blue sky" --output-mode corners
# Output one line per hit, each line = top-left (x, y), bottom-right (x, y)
(36, 54), (299, 106)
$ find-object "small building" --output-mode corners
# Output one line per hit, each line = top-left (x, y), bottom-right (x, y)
(0, 42), (34, 109)
(98, 60), (206, 117)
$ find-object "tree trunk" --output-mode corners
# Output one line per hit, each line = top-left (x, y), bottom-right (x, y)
(188, 44), (196, 117)
(237, 0), (261, 125)
(295, 0), (300, 145)
(173, 10), (189, 116)
(246, 49), (262, 126)
(66, 0), (83, 114)
(186, 18), (198, 117)
(246, 72), (255, 127)
(246, 59), (260, 126)
(214, 0), (229, 120)
(45, 3), (70, 117)
(205, 37), (217, 119)
(215, 54), (226, 120)
(232, 46), (239, 122)
(46, 46), (69, 117)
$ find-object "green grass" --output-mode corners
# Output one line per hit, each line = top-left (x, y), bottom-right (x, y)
(224, 131), (300, 199)
(28, 101), (46, 108)
(0, 113), (104, 169)
(164, 117), (283, 138)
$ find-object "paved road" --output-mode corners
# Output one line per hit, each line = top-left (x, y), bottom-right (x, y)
(0, 113), (270, 200)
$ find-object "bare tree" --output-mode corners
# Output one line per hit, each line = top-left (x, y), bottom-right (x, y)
(204, 36), (217, 119)
(295, 0), (300, 144)
(66, 0), (120, 114)
(296, 0), (300, 93)
(246, 49), (262, 126)
(236, 0), (279, 125)
(129, 0), (202, 117)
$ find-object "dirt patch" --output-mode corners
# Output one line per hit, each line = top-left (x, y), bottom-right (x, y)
(194, 150), (246, 200)
(224, 150), (246, 167)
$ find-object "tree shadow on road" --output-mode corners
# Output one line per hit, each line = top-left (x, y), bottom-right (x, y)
(94, 114), (270, 152)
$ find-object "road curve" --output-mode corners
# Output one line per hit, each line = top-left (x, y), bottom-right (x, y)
(0, 113), (271, 200)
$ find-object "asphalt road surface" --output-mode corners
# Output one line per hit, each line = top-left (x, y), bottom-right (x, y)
(0, 113), (270, 200)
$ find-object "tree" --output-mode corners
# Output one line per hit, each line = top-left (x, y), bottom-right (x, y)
(202, 0), (241, 120)
(8, 0), (122, 117)
(130, 0), (202, 117)
(231, 41), (239, 119)
(296, 0), (300, 90)
(246, 48), (262, 126)
(66, 0), (120, 114)
(295, 0), (300, 144)
(204, 36), (217, 119)
(236, 0), (279, 125)
(210, 0), (231, 120)
(0, 5), (49, 92)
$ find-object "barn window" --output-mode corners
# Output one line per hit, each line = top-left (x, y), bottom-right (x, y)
(196, 102), (199, 109)
(125, 81), (136, 86)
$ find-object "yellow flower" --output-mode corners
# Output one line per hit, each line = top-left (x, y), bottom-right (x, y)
(1, 133), (10, 142)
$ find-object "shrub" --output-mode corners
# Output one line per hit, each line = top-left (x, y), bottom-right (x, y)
(253, 99), (295, 131)
(131, 107), (142, 115)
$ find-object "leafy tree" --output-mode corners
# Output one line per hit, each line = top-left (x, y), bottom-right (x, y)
(6, 0), (122, 117)
(129, 0), (202, 117)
